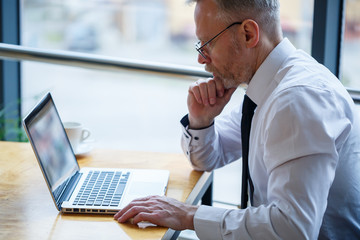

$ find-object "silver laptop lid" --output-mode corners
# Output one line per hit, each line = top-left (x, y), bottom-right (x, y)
(23, 92), (79, 210)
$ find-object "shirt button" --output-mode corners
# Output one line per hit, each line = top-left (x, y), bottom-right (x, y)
(194, 137), (199, 140)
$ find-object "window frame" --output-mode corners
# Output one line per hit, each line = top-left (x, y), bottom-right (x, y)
(0, 0), (21, 141)
(311, 0), (345, 78)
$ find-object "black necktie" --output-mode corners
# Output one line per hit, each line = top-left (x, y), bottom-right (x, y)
(241, 94), (257, 209)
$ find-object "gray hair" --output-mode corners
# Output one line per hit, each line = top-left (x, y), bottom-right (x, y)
(188, 0), (281, 39)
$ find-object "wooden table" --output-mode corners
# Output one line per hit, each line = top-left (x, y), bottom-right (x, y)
(0, 141), (212, 240)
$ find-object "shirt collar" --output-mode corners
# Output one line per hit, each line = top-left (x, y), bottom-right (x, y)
(246, 38), (296, 106)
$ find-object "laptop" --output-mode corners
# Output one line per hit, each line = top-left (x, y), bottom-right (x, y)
(23, 92), (169, 214)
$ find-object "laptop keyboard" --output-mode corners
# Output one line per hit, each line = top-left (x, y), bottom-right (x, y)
(73, 170), (130, 207)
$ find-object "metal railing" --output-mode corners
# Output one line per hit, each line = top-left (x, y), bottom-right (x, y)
(1, 43), (359, 104)
(0, 43), (212, 78)
(346, 88), (360, 104)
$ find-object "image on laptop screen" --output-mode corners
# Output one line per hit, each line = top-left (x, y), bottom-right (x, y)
(26, 97), (78, 192)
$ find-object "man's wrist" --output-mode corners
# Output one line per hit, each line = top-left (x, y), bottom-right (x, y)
(181, 114), (214, 130)
(188, 114), (214, 130)
(186, 205), (199, 230)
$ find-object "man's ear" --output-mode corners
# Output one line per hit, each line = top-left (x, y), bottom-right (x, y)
(243, 19), (260, 48)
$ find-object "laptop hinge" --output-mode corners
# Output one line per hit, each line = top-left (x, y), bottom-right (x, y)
(57, 171), (83, 209)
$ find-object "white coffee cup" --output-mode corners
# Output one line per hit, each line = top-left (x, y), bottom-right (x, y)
(63, 122), (91, 152)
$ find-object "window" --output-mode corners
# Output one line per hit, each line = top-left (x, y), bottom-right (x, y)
(21, 0), (316, 153)
(2, 0), (341, 226)
(279, 0), (314, 54)
(21, 62), (199, 152)
(21, 0), (200, 152)
(22, 0), (315, 65)
(341, 0), (360, 89)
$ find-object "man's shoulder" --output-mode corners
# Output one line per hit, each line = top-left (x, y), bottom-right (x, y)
(273, 52), (342, 98)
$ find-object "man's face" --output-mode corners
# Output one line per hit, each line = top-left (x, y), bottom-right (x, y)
(194, 0), (254, 88)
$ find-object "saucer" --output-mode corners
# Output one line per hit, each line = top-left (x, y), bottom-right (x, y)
(75, 143), (93, 156)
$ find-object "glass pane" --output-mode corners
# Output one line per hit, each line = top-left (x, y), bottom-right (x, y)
(21, 62), (245, 153)
(341, 0), (360, 89)
(22, 0), (199, 66)
(21, 62), (189, 152)
(22, 0), (314, 65)
(20, 0), (316, 152)
(279, 0), (314, 53)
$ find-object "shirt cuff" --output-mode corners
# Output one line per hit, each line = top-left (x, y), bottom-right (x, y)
(180, 114), (215, 147)
(180, 114), (214, 130)
(194, 205), (229, 240)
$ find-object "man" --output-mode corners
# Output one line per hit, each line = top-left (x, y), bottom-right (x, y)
(114, 0), (360, 239)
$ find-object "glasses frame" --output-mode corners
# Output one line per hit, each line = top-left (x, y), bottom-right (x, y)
(195, 21), (243, 59)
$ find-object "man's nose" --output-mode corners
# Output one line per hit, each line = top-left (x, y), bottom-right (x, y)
(198, 53), (210, 64)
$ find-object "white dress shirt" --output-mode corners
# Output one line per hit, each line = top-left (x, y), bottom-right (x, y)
(181, 38), (360, 239)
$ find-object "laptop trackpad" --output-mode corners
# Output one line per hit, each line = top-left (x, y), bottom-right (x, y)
(119, 181), (166, 208)
(129, 182), (165, 196)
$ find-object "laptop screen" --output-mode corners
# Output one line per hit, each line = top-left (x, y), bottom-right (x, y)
(24, 93), (79, 192)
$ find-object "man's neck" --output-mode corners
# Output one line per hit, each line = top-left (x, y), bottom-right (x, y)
(254, 36), (283, 71)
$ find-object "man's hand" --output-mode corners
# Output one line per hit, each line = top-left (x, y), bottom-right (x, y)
(114, 195), (198, 231)
(188, 77), (236, 129)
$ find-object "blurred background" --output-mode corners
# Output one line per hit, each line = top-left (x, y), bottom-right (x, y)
(20, 0), (360, 132)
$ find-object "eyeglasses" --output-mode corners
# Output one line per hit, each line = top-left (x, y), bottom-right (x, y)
(195, 21), (243, 59)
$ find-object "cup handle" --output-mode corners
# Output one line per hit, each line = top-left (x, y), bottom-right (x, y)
(81, 128), (91, 142)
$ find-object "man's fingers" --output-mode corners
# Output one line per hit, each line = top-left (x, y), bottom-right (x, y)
(189, 78), (221, 106)
(114, 197), (164, 226)
(114, 195), (155, 220)
(115, 205), (151, 223)
(207, 79), (217, 105)
(198, 81), (209, 106)
(189, 84), (202, 105)
(133, 211), (160, 225)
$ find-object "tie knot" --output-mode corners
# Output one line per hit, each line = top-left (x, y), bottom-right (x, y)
(242, 95), (257, 115)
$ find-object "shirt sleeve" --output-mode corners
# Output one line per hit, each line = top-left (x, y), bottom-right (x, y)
(194, 204), (304, 240)
(180, 104), (244, 171)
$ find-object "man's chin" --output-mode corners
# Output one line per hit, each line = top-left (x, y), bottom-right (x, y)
(205, 66), (216, 76)
(223, 79), (239, 90)
(211, 75), (237, 89)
